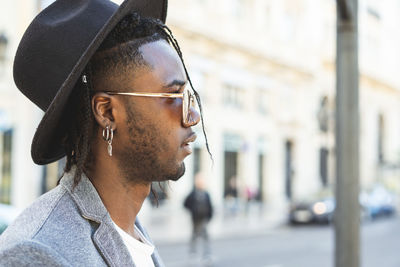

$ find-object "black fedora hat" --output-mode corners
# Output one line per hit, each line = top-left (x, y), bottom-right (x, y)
(14, 0), (168, 165)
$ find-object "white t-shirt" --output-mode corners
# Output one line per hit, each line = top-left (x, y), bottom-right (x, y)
(113, 222), (155, 267)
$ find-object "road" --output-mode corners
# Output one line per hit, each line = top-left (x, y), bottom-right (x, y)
(157, 215), (400, 267)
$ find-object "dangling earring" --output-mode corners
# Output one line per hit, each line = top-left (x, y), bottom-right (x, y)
(102, 125), (114, 156)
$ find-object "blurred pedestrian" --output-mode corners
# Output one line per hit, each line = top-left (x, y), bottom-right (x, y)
(0, 0), (211, 266)
(224, 176), (239, 215)
(184, 173), (213, 262)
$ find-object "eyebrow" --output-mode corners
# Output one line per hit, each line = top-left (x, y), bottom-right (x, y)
(163, 79), (187, 88)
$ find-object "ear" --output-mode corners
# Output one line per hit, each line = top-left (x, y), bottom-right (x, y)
(91, 92), (117, 130)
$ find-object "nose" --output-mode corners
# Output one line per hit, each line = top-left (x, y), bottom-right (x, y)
(183, 107), (200, 127)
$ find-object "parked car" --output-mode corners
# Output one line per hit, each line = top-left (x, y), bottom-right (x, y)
(289, 197), (335, 224)
(0, 203), (20, 235)
(360, 184), (397, 219)
(289, 185), (397, 225)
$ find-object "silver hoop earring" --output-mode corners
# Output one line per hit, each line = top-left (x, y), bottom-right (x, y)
(102, 125), (113, 156)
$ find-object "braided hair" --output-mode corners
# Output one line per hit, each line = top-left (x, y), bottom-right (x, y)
(62, 12), (212, 187)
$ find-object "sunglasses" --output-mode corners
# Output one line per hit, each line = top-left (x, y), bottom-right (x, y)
(104, 87), (196, 124)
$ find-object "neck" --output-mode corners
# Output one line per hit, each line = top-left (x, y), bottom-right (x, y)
(86, 152), (151, 237)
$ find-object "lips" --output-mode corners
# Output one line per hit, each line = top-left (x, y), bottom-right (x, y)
(182, 132), (197, 155)
(183, 132), (197, 145)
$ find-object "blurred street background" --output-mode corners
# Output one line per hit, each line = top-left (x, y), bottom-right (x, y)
(1, 0), (400, 266)
(149, 208), (400, 267)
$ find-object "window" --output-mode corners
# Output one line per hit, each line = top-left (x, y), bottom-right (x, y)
(0, 129), (12, 204)
(224, 151), (238, 198)
(256, 89), (268, 115)
(222, 84), (244, 109)
(319, 147), (329, 187)
(41, 158), (65, 194)
(317, 96), (330, 133)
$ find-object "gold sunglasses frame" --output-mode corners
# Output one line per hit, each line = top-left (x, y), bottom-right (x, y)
(104, 88), (195, 124)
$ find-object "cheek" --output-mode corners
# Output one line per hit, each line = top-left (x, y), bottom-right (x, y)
(151, 116), (182, 155)
(156, 120), (180, 151)
(123, 100), (182, 151)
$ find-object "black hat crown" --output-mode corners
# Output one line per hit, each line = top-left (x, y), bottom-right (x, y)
(13, 0), (167, 164)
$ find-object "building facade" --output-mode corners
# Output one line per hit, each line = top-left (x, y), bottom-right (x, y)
(1, 0), (400, 218)
(0, 0), (45, 209)
(163, 0), (400, 213)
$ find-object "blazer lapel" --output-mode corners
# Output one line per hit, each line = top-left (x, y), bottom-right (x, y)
(61, 171), (134, 266)
(61, 170), (163, 267)
(93, 219), (165, 267)
(151, 248), (165, 267)
(93, 220), (135, 267)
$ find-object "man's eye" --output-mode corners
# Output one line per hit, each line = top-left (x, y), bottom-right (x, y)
(166, 97), (181, 105)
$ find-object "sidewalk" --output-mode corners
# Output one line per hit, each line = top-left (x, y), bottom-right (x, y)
(140, 201), (288, 244)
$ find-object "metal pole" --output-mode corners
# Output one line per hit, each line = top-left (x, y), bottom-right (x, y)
(335, 0), (360, 267)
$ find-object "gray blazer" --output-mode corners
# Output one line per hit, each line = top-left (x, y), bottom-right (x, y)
(0, 171), (165, 267)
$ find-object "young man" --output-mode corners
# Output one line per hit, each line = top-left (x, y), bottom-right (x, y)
(0, 0), (209, 266)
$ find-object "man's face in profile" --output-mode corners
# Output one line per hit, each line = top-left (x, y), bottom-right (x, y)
(112, 40), (200, 184)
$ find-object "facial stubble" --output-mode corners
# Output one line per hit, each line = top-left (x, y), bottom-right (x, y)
(116, 102), (186, 185)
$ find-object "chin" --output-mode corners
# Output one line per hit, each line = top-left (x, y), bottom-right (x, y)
(168, 162), (186, 181)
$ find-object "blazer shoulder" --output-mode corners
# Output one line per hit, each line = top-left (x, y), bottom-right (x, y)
(0, 239), (71, 267)
(0, 185), (68, 249)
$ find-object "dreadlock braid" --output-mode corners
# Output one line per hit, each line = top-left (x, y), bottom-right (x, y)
(62, 70), (95, 187)
(157, 24), (213, 163)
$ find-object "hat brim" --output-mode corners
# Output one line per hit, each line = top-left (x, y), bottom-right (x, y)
(31, 0), (168, 164)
